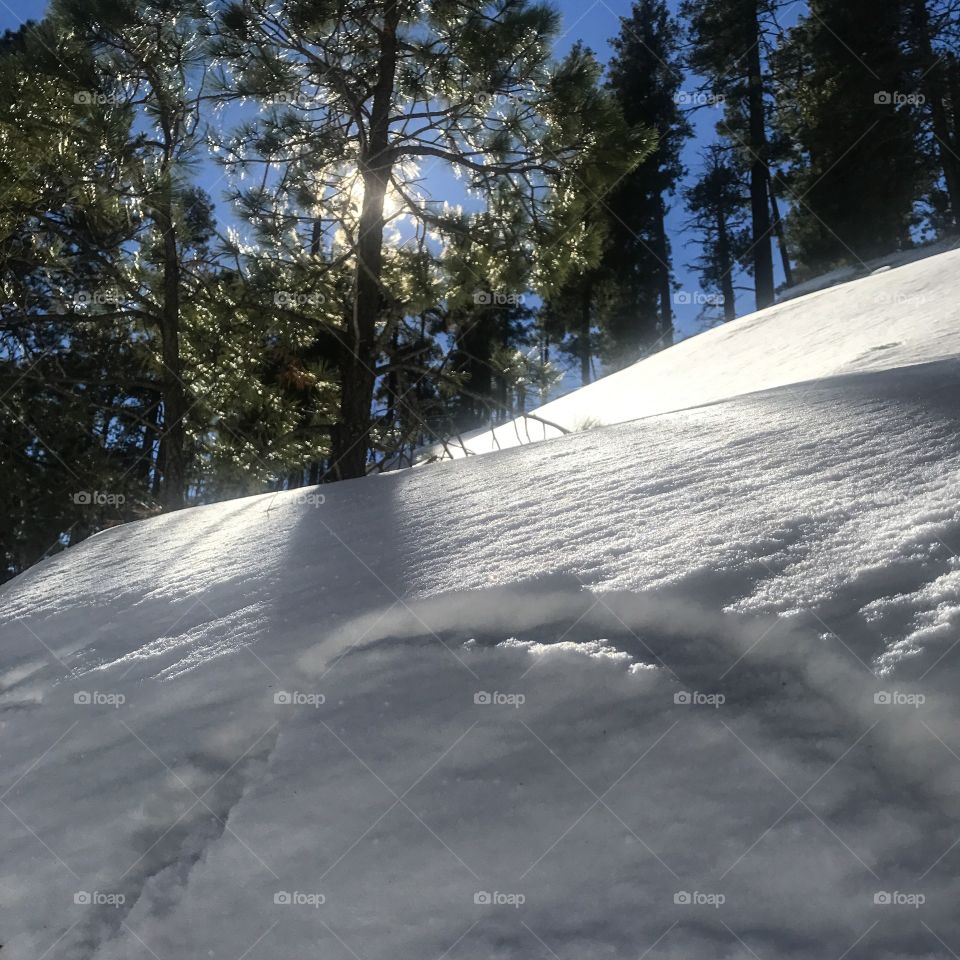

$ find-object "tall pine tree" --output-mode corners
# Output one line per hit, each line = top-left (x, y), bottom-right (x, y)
(684, 144), (750, 322)
(773, 0), (925, 273)
(603, 0), (691, 355)
(681, 0), (777, 309)
(215, 0), (644, 479)
(906, 0), (960, 227)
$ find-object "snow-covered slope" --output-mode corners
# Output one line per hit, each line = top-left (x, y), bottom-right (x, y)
(3, 253), (960, 960)
(430, 247), (960, 458)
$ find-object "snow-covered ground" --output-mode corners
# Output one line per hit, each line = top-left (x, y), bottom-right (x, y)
(3, 249), (960, 959)
(428, 246), (960, 458)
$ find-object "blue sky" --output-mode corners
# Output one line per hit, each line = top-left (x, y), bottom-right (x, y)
(0, 0), (765, 341)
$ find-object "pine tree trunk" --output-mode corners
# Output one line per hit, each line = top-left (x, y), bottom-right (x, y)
(155, 171), (187, 510)
(331, 1), (401, 480)
(655, 195), (675, 347)
(385, 322), (399, 431)
(746, 6), (775, 310)
(137, 399), (161, 487)
(952, 60), (960, 156)
(580, 283), (592, 385)
(768, 171), (793, 287)
(717, 208), (737, 322)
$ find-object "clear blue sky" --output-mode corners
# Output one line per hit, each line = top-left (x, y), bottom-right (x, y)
(0, 0), (768, 340)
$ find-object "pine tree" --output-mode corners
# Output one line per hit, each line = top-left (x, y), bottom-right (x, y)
(906, 0), (960, 227)
(0, 20), (155, 578)
(681, 0), (777, 309)
(772, 0), (925, 274)
(445, 295), (536, 431)
(50, 0), (218, 508)
(214, 1), (646, 478)
(0, 9), (342, 578)
(684, 144), (751, 322)
(604, 0), (692, 353)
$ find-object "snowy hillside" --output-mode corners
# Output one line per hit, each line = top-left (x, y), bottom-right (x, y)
(4, 250), (960, 959)
(429, 247), (960, 458)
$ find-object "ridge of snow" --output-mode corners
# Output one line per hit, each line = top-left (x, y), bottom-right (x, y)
(427, 246), (960, 459)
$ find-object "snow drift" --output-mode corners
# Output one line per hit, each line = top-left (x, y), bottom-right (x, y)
(3, 249), (960, 959)
(428, 247), (960, 458)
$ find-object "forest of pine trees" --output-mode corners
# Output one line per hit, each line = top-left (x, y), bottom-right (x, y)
(2, 0), (959, 582)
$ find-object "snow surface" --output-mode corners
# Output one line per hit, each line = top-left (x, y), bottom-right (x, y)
(428, 246), (960, 458)
(4, 249), (960, 959)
